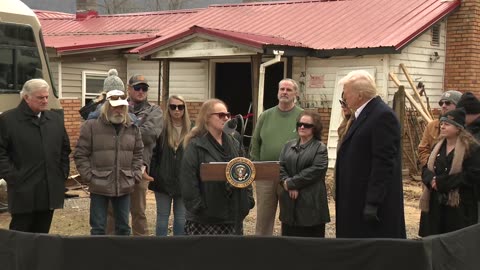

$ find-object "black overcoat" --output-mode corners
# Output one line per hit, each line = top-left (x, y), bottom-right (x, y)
(335, 96), (406, 238)
(0, 100), (71, 214)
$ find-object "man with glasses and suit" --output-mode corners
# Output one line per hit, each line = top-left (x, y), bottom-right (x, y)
(106, 74), (163, 236)
(418, 90), (462, 166)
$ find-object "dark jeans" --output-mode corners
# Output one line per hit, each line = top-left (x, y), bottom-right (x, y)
(90, 193), (131, 235)
(9, 210), (54, 233)
(281, 223), (326, 238)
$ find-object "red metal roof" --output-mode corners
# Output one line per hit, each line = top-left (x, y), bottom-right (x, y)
(37, 9), (201, 53)
(133, 0), (460, 55)
(37, 0), (460, 56)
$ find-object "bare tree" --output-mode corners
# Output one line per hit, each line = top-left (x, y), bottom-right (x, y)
(145, 0), (191, 11)
(98, 0), (140, 14)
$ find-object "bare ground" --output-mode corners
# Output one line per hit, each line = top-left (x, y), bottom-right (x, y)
(0, 171), (423, 238)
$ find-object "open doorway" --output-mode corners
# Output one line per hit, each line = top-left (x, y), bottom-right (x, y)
(215, 61), (285, 152)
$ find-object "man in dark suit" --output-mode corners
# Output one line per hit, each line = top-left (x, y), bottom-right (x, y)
(335, 70), (406, 238)
(0, 79), (71, 233)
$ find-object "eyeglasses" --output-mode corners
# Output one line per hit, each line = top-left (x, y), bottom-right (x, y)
(169, 104), (185, 111)
(339, 99), (347, 108)
(132, 85), (148, 92)
(211, 112), (231, 119)
(439, 100), (452, 106)
(296, 122), (314, 129)
(108, 95), (127, 100)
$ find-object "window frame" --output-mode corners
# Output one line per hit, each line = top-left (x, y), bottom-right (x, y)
(81, 70), (108, 106)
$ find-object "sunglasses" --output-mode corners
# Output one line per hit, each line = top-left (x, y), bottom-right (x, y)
(133, 85), (148, 92)
(438, 100), (452, 106)
(211, 112), (231, 119)
(169, 104), (185, 111)
(339, 99), (347, 108)
(296, 122), (314, 129)
(108, 95), (127, 100)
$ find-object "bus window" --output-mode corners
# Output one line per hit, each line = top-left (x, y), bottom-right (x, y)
(0, 22), (43, 93)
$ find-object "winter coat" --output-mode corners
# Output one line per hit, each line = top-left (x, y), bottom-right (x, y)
(149, 130), (184, 197)
(419, 141), (480, 236)
(466, 117), (480, 202)
(130, 100), (163, 171)
(180, 133), (254, 224)
(279, 138), (330, 226)
(335, 96), (406, 238)
(0, 100), (71, 214)
(74, 117), (144, 197)
(418, 119), (440, 167)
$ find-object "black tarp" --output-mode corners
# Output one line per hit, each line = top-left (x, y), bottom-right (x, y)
(0, 224), (478, 270)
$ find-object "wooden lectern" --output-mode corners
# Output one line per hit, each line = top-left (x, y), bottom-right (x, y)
(200, 161), (280, 183)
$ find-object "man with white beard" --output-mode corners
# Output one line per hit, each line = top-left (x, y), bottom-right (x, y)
(74, 90), (144, 235)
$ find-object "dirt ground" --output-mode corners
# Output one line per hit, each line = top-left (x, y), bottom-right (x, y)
(0, 171), (423, 238)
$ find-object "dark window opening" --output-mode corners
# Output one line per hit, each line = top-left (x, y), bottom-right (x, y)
(431, 24), (440, 47)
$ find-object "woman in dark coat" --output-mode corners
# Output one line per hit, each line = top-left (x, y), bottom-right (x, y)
(279, 111), (330, 237)
(180, 99), (254, 235)
(419, 108), (480, 236)
(149, 95), (192, 236)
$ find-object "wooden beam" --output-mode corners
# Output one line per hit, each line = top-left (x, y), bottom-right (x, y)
(389, 72), (432, 123)
(251, 53), (262, 128)
(399, 64), (434, 119)
(161, 59), (170, 111)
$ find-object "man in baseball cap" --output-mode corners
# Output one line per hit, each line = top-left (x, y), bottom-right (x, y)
(106, 90), (128, 108)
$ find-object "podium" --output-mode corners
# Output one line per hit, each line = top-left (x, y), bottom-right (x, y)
(200, 161), (280, 186)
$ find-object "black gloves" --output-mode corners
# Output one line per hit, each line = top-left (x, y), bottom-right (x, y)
(363, 204), (380, 224)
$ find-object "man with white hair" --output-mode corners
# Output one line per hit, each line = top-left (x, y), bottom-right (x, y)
(74, 90), (144, 235)
(0, 79), (71, 233)
(335, 70), (406, 238)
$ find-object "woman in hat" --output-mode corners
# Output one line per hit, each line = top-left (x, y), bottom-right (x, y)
(278, 111), (330, 237)
(149, 95), (192, 236)
(419, 108), (480, 236)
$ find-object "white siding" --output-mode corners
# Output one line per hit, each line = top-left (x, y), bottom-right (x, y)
(58, 58), (127, 99)
(170, 61), (209, 101)
(127, 58), (209, 102)
(292, 55), (385, 109)
(389, 22), (446, 110)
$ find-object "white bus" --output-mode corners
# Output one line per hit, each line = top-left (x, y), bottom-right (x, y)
(0, 0), (60, 113)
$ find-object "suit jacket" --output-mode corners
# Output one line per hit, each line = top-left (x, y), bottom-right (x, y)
(335, 96), (406, 238)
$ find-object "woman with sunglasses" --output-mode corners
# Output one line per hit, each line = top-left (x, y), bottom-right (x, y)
(149, 95), (191, 236)
(180, 99), (254, 235)
(419, 108), (480, 236)
(278, 111), (330, 237)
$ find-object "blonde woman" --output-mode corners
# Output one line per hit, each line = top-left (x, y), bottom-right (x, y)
(419, 108), (480, 236)
(149, 95), (191, 236)
(180, 99), (254, 235)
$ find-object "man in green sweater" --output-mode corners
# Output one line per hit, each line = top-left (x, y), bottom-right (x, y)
(250, 78), (303, 235)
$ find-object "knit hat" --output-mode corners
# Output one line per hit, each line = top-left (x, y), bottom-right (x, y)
(439, 90), (462, 105)
(456, 92), (480, 114)
(103, 69), (124, 92)
(440, 108), (466, 129)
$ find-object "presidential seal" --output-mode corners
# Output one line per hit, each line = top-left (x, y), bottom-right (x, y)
(225, 157), (256, 188)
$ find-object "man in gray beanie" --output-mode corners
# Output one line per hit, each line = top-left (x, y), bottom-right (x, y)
(418, 90), (463, 166)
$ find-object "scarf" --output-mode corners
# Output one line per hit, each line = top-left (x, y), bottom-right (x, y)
(419, 138), (463, 212)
